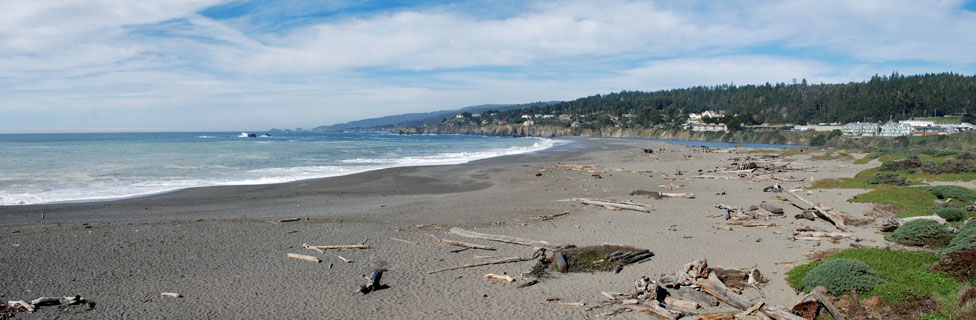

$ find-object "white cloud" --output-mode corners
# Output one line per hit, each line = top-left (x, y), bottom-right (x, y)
(0, 0), (974, 132)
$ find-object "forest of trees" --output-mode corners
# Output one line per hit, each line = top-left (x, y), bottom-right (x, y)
(476, 72), (976, 130)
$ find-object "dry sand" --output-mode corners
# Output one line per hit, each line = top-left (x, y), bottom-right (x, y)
(0, 138), (888, 319)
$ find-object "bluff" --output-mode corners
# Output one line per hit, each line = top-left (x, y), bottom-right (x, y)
(395, 125), (821, 145)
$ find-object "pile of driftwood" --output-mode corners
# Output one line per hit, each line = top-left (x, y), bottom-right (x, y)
(4, 295), (91, 314)
(716, 190), (850, 234)
(583, 259), (845, 320)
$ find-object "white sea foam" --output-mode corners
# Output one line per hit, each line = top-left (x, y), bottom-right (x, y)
(0, 136), (569, 206)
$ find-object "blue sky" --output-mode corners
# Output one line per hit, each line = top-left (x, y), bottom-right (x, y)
(1, 0), (975, 132)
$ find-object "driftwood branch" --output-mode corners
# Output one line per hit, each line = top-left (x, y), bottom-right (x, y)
(483, 274), (515, 282)
(313, 244), (371, 250)
(428, 256), (532, 274)
(430, 234), (496, 250)
(302, 243), (325, 254)
(449, 227), (569, 249)
(575, 198), (651, 212)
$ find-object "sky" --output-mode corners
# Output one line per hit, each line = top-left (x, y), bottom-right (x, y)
(1, 0), (975, 133)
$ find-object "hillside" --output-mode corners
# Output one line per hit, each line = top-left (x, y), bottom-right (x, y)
(475, 72), (976, 129)
(311, 101), (559, 131)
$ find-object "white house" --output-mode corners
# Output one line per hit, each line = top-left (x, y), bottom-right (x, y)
(692, 123), (727, 132)
(879, 122), (913, 137)
(842, 122), (879, 136)
(688, 110), (724, 122)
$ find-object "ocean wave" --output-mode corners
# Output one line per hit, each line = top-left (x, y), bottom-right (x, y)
(0, 137), (569, 206)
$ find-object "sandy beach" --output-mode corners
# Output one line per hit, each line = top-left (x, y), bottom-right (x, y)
(0, 138), (886, 319)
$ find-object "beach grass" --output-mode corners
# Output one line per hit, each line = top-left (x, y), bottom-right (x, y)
(850, 185), (938, 218)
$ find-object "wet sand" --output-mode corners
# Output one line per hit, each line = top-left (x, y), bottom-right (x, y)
(0, 137), (886, 319)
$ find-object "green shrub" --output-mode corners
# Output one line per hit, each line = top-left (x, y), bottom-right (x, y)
(963, 219), (976, 232)
(800, 258), (885, 296)
(880, 156), (921, 171)
(786, 248), (956, 303)
(941, 158), (975, 174)
(920, 160), (943, 174)
(927, 186), (976, 203)
(943, 226), (976, 254)
(891, 219), (954, 247)
(933, 207), (966, 222)
(865, 172), (909, 186)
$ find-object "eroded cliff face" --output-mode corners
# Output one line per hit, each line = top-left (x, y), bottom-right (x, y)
(396, 125), (817, 145)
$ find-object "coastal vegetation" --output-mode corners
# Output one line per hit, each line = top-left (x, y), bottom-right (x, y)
(482, 73), (976, 128)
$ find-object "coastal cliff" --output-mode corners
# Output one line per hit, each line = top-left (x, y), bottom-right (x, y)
(395, 125), (820, 145)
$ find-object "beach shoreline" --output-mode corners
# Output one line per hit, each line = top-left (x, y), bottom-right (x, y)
(0, 137), (884, 319)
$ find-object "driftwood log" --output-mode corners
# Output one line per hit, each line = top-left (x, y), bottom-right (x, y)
(449, 227), (569, 249)
(787, 191), (849, 232)
(287, 253), (320, 263)
(696, 273), (754, 310)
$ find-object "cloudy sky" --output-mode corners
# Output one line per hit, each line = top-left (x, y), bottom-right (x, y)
(2, 0), (975, 132)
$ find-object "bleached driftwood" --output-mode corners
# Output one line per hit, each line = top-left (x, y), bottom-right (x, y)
(302, 243), (325, 254)
(633, 304), (680, 320)
(430, 234), (496, 250)
(7, 300), (34, 313)
(428, 256), (532, 274)
(483, 274), (515, 282)
(337, 255), (353, 263)
(449, 227), (569, 249)
(287, 253), (321, 263)
(786, 191), (849, 232)
(160, 292), (181, 298)
(881, 215), (948, 231)
(694, 175), (733, 180)
(696, 273), (754, 310)
(390, 237), (417, 245)
(575, 198), (651, 212)
(661, 192), (695, 199)
(794, 231), (853, 239)
(664, 296), (699, 309)
(314, 244), (370, 250)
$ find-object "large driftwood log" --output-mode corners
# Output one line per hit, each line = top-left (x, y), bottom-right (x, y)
(576, 198), (651, 212)
(696, 273), (754, 310)
(428, 256), (532, 274)
(634, 303), (680, 320)
(881, 215), (947, 231)
(761, 305), (808, 320)
(449, 227), (569, 249)
(430, 234), (496, 250)
(675, 286), (720, 307)
(786, 191), (849, 232)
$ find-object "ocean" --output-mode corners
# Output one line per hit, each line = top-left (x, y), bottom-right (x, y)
(0, 132), (564, 206)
